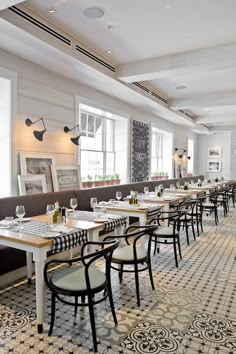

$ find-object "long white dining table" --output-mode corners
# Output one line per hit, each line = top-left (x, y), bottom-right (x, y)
(94, 201), (164, 225)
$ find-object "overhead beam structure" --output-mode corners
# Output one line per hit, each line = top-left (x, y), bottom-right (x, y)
(195, 115), (236, 124)
(117, 43), (236, 83)
(0, 0), (25, 11)
(169, 91), (236, 110)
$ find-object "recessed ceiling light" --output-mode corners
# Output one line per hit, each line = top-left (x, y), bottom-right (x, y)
(167, 93), (171, 96)
(83, 6), (106, 19)
(106, 50), (112, 54)
(175, 85), (187, 90)
(47, 8), (56, 14)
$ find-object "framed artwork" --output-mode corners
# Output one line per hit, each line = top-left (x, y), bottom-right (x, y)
(51, 165), (82, 191)
(18, 174), (47, 195)
(19, 153), (55, 192)
(208, 147), (222, 158)
(131, 119), (150, 182)
(207, 160), (221, 172)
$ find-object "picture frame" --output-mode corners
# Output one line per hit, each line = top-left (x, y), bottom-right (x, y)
(18, 174), (47, 195)
(51, 165), (82, 192)
(208, 147), (222, 158)
(207, 160), (221, 172)
(19, 152), (55, 192)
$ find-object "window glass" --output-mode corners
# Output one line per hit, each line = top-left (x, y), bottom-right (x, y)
(80, 110), (115, 180)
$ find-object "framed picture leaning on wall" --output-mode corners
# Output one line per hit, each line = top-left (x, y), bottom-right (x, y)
(51, 165), (82, 192)
(19, 152), (55, 192)
(207, 160), (221, 172)
(18, 174), (47, 195)
(208, 147), (222, 158)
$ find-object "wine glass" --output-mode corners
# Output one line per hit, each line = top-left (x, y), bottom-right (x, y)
(144, 186), (149, 194)
(176, 181), (181, 189)
(70, 198), (78, 214)
(116, 191), (122, 201)
(46, 204), (54, 223)
(90, 197), (98, 209)
(15, 205), (25, 229)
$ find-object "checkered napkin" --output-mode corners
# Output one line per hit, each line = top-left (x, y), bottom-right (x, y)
(70, 211), (127, 232)
(12, 220), (87, 254)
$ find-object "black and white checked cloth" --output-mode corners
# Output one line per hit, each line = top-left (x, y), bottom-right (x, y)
(12, 220), (87, 254)
(70, 211), (127, 232)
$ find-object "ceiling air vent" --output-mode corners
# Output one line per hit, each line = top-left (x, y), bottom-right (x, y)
(133, 82), (150, 93)
(75, 45), (115, 72)
(9, 6), (71, 46)
(179, 110), (193, 120)
(151, 91), (167, 104)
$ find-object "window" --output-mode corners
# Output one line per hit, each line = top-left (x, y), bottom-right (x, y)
(151, 131), (163, 174)
(188, 139), (194, 174)
(80, 110), (115, 179)
(0, 76), (11, 196)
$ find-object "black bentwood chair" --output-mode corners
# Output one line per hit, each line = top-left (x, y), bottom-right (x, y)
(149, 210), (186, 268)
(44, 240), (119, 353)
(104, 224), (158, 307)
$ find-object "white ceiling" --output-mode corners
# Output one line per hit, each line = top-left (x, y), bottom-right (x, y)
(1, 0), (236, 131)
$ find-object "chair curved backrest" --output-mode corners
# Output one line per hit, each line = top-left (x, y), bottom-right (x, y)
(44, 239), (119, 293)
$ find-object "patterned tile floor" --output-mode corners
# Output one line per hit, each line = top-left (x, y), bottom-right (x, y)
(1, 205), (236, 353)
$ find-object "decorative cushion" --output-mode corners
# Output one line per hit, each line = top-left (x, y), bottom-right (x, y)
(51, 266), (106, 291)
(112, 245), (147, 261)
(202, 203), (215, 208)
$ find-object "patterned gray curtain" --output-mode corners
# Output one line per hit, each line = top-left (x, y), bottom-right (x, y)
(131, 120), (150, 182)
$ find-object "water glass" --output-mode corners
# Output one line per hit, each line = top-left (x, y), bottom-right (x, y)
(159, 184), (164, 192)
(90, 197), (98, 209)
(15, 205), (25, 228)
(46, 204), (55, 223)
(144, 186), (149, 194)
(70, 198), (78, 211)
(191, 180), (195, 185)
(116, 191), (122, 201)
(170, 184), (175, 190)
(176, 182), (181, 189)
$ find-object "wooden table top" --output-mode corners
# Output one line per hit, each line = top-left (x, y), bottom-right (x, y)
(0, 215), (104, 248)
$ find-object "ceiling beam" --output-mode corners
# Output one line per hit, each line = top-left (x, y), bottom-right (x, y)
(169, 91), (236, 110)
(0, 1), (25, 11)
(117, 43), (236, 83)
(194, 115), (236, 124)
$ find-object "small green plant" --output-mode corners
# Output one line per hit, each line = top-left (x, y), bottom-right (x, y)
(87, 174), (93, 181)
(114, 173), (120, 179)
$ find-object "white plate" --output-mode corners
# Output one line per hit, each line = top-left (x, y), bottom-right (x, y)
(94, 218), (109, 222)
(15, 217), (31, 222)
(40, 231), (61, 238)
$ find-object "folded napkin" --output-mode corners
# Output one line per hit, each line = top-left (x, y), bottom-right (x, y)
(51, 225), (75, 234)
(0, 220), (13, 227)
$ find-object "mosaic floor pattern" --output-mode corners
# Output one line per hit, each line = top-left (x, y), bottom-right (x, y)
(0, 205), (236, 353)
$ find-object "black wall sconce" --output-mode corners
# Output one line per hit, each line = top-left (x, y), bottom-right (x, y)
(25, 117), (47, 141)
(175, 148), (191, 160)
(64, 124), (81, 145)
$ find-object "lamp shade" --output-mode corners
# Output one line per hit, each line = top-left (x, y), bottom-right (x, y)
(70, 135), (81, 146)
(33, 129), (46, 142)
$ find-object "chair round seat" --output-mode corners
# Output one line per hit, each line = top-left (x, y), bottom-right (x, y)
(153, 226), (176, 236)
(112, 245), (147, 262)
(51, 265), (106, 292)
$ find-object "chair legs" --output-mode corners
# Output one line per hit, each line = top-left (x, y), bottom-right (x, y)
(134, 263), (140, 307)
(87, 293), (97, 352)
(148, 259), (155, 291)
(49, 293), (56, 336)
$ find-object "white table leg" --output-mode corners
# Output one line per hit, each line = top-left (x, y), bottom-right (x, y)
(33, 249), (48, 333)
(26, 252), (32, 284)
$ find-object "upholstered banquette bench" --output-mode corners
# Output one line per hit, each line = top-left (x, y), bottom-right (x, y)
(0, 175), (204, 281)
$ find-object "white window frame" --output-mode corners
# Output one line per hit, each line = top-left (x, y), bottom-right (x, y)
(80, 110), (115, 178)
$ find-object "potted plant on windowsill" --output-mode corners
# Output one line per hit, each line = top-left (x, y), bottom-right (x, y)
(87, 175), (94, 188)
(113, 173), (121, 185)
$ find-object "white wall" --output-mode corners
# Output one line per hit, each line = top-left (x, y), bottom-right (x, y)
(197, 132), (231, 179)
(0, 49), (198, 195)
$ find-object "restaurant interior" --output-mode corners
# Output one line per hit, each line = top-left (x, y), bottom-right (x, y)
(0, 1), (236, 353)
